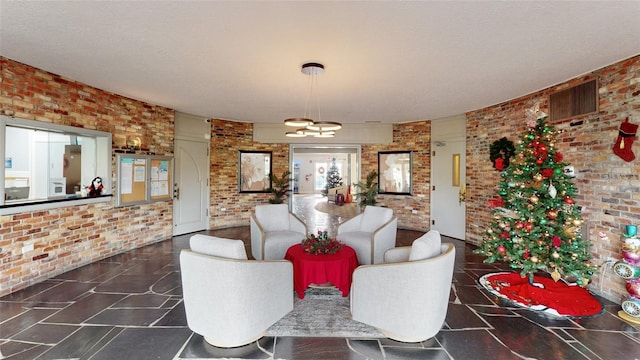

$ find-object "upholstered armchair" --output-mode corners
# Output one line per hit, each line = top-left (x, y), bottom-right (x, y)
(180, 234), (293, 347)
(350, 230), (456, 343)
(250, 204), (307, 260)
(336, 205), (397, 264)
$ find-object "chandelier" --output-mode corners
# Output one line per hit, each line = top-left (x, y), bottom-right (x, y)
(285, 62), (342, 138)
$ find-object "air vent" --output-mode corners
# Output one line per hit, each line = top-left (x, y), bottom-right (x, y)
(549, 79), (597, 121)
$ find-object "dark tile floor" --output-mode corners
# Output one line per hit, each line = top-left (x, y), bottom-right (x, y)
(1, 194), (639, 359)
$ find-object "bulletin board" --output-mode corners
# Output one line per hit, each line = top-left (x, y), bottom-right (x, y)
(116, 154), (173, 207)
(149, 157), (173, 201)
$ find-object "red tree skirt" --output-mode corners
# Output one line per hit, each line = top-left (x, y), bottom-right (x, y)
(479, 272), (603, 317)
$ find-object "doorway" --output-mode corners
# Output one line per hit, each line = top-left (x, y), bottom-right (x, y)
(430, 115), (467, 240)
(289, 144), (360, 232)
(172, 112), (211, 236)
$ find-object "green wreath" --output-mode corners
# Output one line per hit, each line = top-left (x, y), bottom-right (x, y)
(490, 137), (515, 170)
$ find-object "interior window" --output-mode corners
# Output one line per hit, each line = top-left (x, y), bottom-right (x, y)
(1, 116), (111, 209)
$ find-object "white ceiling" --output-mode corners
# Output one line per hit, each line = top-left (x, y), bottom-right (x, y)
(1, 1), (639, 125)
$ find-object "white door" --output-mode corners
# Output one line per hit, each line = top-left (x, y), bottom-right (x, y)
(430, 116), (466, 240)
(173, 139), (209, 235)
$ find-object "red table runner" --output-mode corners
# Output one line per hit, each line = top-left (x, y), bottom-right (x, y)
(285, 244), (359, 299)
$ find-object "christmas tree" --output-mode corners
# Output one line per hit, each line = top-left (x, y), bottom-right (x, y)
(474, 106), (597, 287)
(324, 158), (343, 193)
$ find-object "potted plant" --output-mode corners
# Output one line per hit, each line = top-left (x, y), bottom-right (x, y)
(353, 170), (378, 206)
(268, 170), (292, 204)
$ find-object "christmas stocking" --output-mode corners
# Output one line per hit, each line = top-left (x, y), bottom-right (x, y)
(613, 117), (638, 162)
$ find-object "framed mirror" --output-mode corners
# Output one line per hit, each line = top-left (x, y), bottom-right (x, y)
(378, 151), (412, 195)
(238, 151), (272, 193)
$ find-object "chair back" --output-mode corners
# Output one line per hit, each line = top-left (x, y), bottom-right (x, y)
(190, 234), (247, 260)
(255, 204), (290, 232)
(408, 230), (441, 261)
(360, 206), (393, 231)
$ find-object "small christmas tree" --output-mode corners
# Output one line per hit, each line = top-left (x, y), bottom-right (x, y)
(324, 158), (343, 194)
(474, 106), (597, 287)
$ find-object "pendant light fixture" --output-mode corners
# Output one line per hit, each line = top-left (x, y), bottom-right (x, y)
(285, 62), (342, 138)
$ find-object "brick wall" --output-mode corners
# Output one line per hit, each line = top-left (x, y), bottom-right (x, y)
(0, 57), (174, 297)
(466, 55), (640, 302)
(362, 121), (432, 230)
(208, 120), (433, 231)
(209, 119), (288, 228)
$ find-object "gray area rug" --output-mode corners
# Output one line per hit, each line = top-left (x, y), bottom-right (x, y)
(266, 287), (384, 338)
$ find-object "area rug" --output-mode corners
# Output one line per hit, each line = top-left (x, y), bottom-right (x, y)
(266, 287), (384, 338)
(479, 272), (604, 318)
(314, 201), (358, 218)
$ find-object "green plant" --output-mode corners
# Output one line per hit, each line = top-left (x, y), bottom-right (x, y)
(268, 170), (292, 204)
(353, 170), (378, 206)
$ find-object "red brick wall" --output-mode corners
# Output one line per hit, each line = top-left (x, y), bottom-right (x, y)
(209, 120), (433, 231)
(209, 119), (288, 228)
(362, 121), (432, 230)
(466, 55), (640, 302)
(0, 57), (174, 297)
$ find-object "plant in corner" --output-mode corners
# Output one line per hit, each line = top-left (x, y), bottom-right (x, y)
(353, 170), (378, 206)
(268, 170), (292, 204)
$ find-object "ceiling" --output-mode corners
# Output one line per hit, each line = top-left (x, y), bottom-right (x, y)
(1, 1), (639, 125)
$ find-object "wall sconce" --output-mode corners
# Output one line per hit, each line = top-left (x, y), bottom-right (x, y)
(127, 136), (141, 152)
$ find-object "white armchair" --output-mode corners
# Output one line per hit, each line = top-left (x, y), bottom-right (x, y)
(350, 230), (456, 343)
(336, 205), (397, 264)
(250, 204), (307, 260)
(180, 234), (293, 347)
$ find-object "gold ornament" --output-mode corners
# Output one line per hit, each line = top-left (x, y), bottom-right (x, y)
(530, 195), (539, 204)
(530, 256), (539, 263)
(551, 269), (561, 282)
(552, 252), (560, 258)
(580, 278), (589, 287)
(533, 173), (543, 182)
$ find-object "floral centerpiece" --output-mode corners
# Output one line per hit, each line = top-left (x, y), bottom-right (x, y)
(302, 230), (344, 255)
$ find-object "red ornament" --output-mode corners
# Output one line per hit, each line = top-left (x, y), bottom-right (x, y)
(555, 152), (563, 162)
(525, 222), (533, 233)
(564, 197), (574, 204)
(495, 157), (505, 170)
(488, 197), (505, 208)
(552, 236), (562, 248)
(541, 168), (554, 178)
(497, 245), (506, 254)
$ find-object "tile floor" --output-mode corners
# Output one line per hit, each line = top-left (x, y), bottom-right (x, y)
(1, 194), (639, 359)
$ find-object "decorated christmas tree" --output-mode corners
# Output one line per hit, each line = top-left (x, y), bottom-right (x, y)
(325, 158), (343, 193)
(474, 106), (597, 287)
